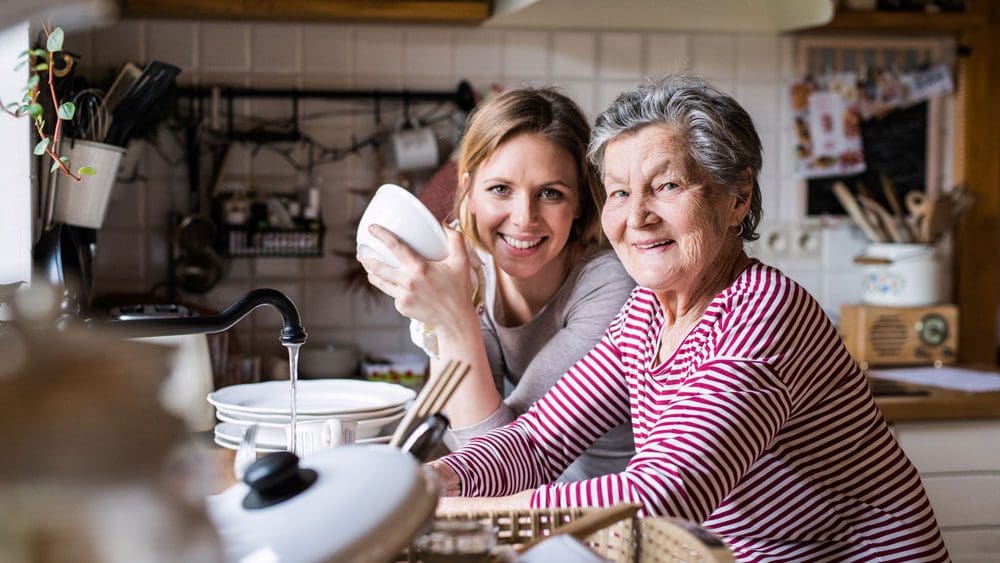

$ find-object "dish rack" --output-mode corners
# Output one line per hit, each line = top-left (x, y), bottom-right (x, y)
(219, 221), (324, 258)
(398, 507), (734, 563)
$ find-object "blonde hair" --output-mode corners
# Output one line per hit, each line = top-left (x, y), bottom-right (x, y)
(453, 88), (605, 251)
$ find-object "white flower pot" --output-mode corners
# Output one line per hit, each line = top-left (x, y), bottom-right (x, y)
(52, 139), (125, 229)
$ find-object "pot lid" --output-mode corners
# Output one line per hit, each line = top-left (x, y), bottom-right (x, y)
(206, 445), (438, 563)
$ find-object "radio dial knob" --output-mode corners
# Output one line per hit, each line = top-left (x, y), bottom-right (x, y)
(916, 313), (949, 347)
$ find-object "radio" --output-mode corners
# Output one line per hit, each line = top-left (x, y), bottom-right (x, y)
(839, 304), (958, 369)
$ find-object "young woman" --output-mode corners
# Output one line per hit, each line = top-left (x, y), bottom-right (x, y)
(359, 88), (635, 480)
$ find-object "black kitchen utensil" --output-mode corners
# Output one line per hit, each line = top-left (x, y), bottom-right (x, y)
(103, 60), (180, 148)
(32, 223), (94, 316)
(400, 414), (449, 463)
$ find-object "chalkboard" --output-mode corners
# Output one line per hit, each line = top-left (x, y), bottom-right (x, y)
(807, 101), (927, 215)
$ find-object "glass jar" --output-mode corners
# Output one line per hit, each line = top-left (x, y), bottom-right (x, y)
(411, 519), (496, 563)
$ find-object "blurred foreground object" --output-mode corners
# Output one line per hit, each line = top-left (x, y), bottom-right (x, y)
(0, 323), (221, 563)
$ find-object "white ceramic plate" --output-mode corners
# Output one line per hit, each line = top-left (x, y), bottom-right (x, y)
(213, 433), (391, 452)
(215, 410), (403, 442)
(208, 379), (415, 415)
(213, 402), (405, 425)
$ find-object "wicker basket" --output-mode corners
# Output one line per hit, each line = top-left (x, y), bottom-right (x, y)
(399, 507), (734, 563)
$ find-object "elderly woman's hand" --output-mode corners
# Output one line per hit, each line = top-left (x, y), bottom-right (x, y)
(428, 460), (462, 496)
(436, 491), (535, 514)
(358, 224), (478, 332)
(428, 460), (534, 512)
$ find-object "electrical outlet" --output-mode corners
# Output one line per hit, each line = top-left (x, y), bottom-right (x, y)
(790, 225), (821, 258)
(750, 223), (823, 264)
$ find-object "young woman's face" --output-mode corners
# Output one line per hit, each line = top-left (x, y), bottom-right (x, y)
(600, 124), (745, 294)
(468, 132), (580, 281)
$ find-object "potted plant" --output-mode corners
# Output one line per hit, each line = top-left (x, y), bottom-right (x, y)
(1, 24), (94, 179)
(1, 24), (124, 229)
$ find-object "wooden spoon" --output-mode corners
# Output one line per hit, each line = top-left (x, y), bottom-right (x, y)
(879, 174), (915, 241)
(858, 194), (904, 242)
(833, 181), (885, 243)
(922, 194), (952, 244)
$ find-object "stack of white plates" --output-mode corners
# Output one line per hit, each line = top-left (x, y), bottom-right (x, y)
(208, 379), (415, 452)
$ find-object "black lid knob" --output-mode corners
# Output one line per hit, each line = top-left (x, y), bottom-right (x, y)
(242, 452), (318, 510)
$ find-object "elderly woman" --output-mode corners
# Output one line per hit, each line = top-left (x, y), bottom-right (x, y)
(429, 75), (948, 562)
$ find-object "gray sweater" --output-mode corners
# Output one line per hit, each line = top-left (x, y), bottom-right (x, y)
(449, 247), (636, 482)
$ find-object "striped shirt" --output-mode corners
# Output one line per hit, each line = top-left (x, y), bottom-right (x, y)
(441, 262), (948, 562)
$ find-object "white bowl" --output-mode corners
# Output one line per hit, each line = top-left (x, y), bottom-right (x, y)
(357, 184), (448, 269)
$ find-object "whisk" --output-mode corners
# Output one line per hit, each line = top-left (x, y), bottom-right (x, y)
(71, 88), (110, 142)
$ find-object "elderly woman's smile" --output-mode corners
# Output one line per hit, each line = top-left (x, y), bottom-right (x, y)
(600, 124), (744, 295)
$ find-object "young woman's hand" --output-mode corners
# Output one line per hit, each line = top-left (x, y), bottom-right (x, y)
(358, 224), (478, 332)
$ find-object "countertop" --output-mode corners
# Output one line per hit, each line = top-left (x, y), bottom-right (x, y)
(870, 376), (1000, 423)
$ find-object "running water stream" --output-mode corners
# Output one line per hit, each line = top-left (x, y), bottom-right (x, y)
(284, 342), (302, 454)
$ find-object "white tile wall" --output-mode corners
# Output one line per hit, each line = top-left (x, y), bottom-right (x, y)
(199, 23), (250, 72)
(645, 33), (689, 76)
(598, 33), (642, 79)
(502, 31), (549, 78)
(83, 20), (868, 360)
(552, 32), (596, 79)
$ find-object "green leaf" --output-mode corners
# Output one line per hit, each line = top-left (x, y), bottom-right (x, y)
(26, 75), (39, 90)
(3, 101), (18, 110)
(78, 166), (96, 177)
(33, 138), (50, 155)
(14, 60), (27, 71)
(57, 101), (75, 120)
(46, 28), (64, 53)
(31, 49), (47, 58)
(17, 49), (29, 59)
(50, 160), (62, 173)
(60, 156), (70, 163)
(26, 103), (42, 118)
(34, 63), (48, 72)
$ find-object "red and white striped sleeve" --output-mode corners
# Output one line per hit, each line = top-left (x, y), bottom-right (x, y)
(440, 298), (635, 496)
(532, 357), (792, 519)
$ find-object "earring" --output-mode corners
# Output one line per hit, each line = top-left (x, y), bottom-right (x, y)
(731, 224), (744, 237)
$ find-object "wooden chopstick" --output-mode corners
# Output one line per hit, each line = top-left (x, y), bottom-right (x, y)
(514, 503), (641, 553)
(389, 359), (456, 447)
(424, 363), (470, 417)
(833, 181), (884, 243)
(880, 174), (916, 242)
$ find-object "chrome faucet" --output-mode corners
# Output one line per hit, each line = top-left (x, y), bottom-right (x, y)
(98, 288), (307, 345)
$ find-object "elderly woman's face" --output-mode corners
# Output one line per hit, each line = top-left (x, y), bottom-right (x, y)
(600, 124), (744, 294)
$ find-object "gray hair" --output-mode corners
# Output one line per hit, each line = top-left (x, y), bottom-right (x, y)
(588, 74), (763, 241)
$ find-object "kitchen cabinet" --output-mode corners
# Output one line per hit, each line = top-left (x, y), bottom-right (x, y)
(876, 383), (1000, 562)
(820, 9), (987, 33)
(120, 0), (490, 24)
(893, 420), (1000, 563)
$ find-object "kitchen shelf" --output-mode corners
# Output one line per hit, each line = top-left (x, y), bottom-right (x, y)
(120, 0), (490, 24)
(219, 222), (325, 258)
(805, 9), (987, 34)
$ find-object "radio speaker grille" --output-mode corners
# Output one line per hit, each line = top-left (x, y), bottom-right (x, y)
(871, 314), (906, 356)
